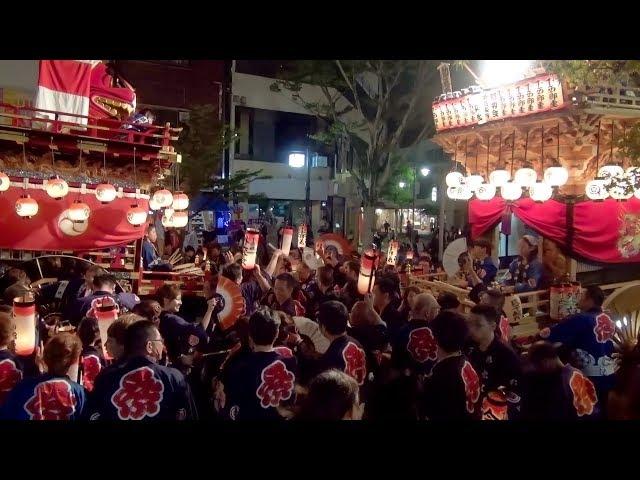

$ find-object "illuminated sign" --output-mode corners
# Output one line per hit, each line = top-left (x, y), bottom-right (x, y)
(432, 74), (565, 132)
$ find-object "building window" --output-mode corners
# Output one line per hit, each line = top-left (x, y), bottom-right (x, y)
(431, 186), (437, 202)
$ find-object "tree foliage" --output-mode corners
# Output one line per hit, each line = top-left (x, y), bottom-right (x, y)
(204, 168), (271, 203)
(271, 60), (439, 207)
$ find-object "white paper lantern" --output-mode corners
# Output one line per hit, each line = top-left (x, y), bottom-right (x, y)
(68, 200), (91, 222)
(585, 179), (609, 201)
(172, 191), (189, 211)
(543, 166), (569, 187)
(489, 169), (511, 187)
(45, 176), (69, 200)
(153, 188), (173, 208)
(148, 197), (162, 211)
(475, 183), (496, 201)
(95, 183), (117, 203)
(448, 184), (473, 201)
(172, 210), (188, 228)
(635, 188), (640, 200)
(127, 204), (148, 227)
(162, 208), (175, 228)
(0, 172), (10, 192)
(598, 165), (624, 179)
(514, 168), (538, 187)
(466, 175), (484, 191)
(15, 195), (38, 218)
(529, 182), (553, 202)
(501, 181), (522, 201)
(610, 184), (633, 201)
(446, 171), (464, 188)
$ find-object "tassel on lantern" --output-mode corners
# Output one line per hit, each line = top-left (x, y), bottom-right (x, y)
(13, 293), (37, 356)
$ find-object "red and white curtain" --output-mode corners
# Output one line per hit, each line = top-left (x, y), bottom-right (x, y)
(35, 60), (101, 125)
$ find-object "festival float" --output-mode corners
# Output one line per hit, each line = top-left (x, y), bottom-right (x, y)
(411, 62), (640, 345)
(0, 60), (206, 316)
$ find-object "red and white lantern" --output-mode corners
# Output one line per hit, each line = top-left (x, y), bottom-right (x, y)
(172, 191), (189, 211)
(281, 226), (294, 256)
(387, 240), (399, 265)
(127, 204), (148, 227)
(242, 228), (260, 270)
(406, 249), (414, 261)
(93, 296), (119, 360)
(15, 194), (38, 218)
(95, 183), (117, 203)
(152, 188), (173, 208)
(357, 248), (377, 295)
(13, 293), (37, 356)
(0, 172), (11, 192)
(172, 210), (188, 228)
(45, 176), (69, 200)
(297, 224), (307, 249)
(68, 199), (91, 222)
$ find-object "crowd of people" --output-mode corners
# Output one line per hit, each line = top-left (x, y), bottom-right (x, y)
(0, 226), (639, 421)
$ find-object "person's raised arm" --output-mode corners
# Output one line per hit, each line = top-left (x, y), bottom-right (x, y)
(254, 264), (271, 293)
(264, 249), (283, 278)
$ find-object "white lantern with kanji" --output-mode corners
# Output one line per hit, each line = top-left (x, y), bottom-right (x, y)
(475, 183), (496, 201)
(387, 240), (399, 265)
(297, 224), (307, 249)
(544, 166), (569, 187)
(598, 165), (624, 179)
(501, 182), (522, 201)
(585, 179), (609, 201)
(242, 229), (260, 270)
(172, 191), (189, 211)
(15, 195), (38, 218)
(161, 208), (175, 228)
(489, 169), (511, 187)
(446, 171), (464, 188)
(357, 249), (377, 295)
(529, 182), (553, 202)
(465, 175), (484, 191)
(68, 200), (91, 222)
(127, 204), (148, 227)
(514, 168), (538, 187)
(281, 226), (294, 256)
(172, 210), (188, 228)
(152, 188), (173, 208)
(45, 176), (69, 200)
(93, 296), (119, 360)
(95, 183), (117, 204)
(0, 172), (10, 192)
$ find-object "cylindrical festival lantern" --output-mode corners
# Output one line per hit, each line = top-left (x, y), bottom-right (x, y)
(93, 296), (119, 360)
(481, 390), (509, 420)
(172, 210), (188, 228)
(406, 249), (414, 261)
(357, 249), (377, 295)
(297, 224), (307, 249)
(281, 226), (294, 256)
(242, 228), (260, 270)
(387, 240), (399, 265)
(172, 191), (189, 211)
(13, 293), (37, 356)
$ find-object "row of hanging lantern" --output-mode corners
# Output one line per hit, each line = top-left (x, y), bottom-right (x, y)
(584, 121), (640, 201)
(1, 145), (190, 227)
(446, 125), (568, 203)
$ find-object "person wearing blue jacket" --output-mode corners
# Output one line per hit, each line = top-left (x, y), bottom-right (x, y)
(501, 235), (545, 293)
(1, 333), (86, 420)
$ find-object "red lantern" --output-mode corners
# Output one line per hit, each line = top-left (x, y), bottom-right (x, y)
(152, 188), (173, 208)
(281, 226), (294, 256)
(297, 224), (307, 249)
(15, 194), (39, 218)
(387, 241), (399, 265)
(242, 228), (260, 270)
(357, 248), (377, 295)
(93, 296), (119, 360)
(13, 293), (37, 356)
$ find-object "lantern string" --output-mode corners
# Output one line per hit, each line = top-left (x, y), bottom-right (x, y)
(463, 137), (468, 175)
(22, 142), (26, 168)
(557, 121), (560, 164)
(498, 131), (502, 169)
(510, 130), (516, 176)
(474, 136), (479, 175)
(49, 136), (55, 171)
(540, 126), (544, 174)
(133, 146), (137, 189)
(595, 120), (601, 175)
(485, 134), (490, 179)
(610, 121), (615, 165)
(453, 137), (458, 172)
(523, 130), (529, 177)
(622, 122), (627, 169)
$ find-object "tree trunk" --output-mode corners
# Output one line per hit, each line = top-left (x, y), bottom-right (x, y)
(360, 205), (377, 250)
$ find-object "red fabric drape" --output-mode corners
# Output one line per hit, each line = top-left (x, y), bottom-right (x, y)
(573, 198), (640, 263)
(469, 197), (640, 263)
(0, 189), (148, 251)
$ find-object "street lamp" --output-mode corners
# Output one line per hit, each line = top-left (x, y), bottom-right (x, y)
(412, 165), (430, 236)
(420, 167), (431, 177)
(399, 181), (406, 188)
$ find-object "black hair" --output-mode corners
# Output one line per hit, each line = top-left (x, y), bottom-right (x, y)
(584, 285), (605, 308)
(275, 273), (296, 290)
(318, 301), (349, 336)
(472, 239), (492, 256)
(437, 292), (460, 310)
(124, 320), (160, 355)
(77, 317), (100, 347)
(92, 274), (117, 290)
(296, 369), (359, 420)
(469, 283), (487, 304)
(374, 276), (397, 297)
(430, 311), (469, 353)
(317, 265), (334, 287)
(521, 237), (539, 263)
(248, 307), (281, 346)
(222, 263), (243, 283)
(470, 304), (499, 325)
(184, 246), (195, 253)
